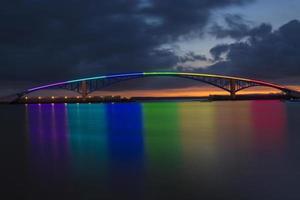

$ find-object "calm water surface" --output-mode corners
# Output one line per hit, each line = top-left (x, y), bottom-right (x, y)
(1, 100), (300, 200)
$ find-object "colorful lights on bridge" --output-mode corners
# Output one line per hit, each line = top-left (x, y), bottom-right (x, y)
(142, 72), (286, 90)
(27, 72), (144, 92)
(25, 72), (289, 96)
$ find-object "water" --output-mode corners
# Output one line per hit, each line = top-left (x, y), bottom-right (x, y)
(1, 100), (300, 200)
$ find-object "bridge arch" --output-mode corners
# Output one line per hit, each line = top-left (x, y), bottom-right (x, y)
(19, 72), (294, 99)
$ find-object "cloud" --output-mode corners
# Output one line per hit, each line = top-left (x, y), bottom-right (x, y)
(179, 52), (207, 63)
(209, 14), (272, 40)
(209, 44), (230, 60)
(203, 19), (300, 80)
(0, 0), (253, 84)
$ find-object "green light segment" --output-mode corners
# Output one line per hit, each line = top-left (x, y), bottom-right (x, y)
(143, 103), (182, 171)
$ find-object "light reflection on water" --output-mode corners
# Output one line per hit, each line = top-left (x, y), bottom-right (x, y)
(3, 100), (300, 199)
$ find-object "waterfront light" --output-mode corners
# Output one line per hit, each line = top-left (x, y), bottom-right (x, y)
(76, 96), (80, 99)
(38, 96), (42, 99)
(25, 96), (28, 100)
(64, 96), (68, 99)
(51, 96), (55, 99)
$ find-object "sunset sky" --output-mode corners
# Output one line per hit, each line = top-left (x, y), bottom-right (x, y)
(1, 0), (300, 96)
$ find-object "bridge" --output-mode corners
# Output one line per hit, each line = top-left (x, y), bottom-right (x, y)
(16, 72), (300, 100)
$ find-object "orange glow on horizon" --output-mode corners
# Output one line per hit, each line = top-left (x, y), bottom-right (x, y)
(92, 85), (300, 97)
(24, 85), (300, 98)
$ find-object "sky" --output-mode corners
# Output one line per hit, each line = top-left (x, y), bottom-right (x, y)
(1, 0), (300, 96)
(178, 0), (300, 59)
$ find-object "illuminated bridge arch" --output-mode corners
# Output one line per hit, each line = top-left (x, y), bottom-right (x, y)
(19, 72), (297, 98)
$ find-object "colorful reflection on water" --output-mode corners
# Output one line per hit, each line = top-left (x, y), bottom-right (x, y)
(23, 101), (300, 199)
(27, 104), (69, 187)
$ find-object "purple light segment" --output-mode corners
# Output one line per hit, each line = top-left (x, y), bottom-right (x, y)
(28, 81), (68, 92)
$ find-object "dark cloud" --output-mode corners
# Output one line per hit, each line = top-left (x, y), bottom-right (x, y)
(209, 14), (272, 40)
(204, 20), (300, 80)
(210, 44), (230, 60)
(0, 0), (253, 84)
(179, 52), (207, 63)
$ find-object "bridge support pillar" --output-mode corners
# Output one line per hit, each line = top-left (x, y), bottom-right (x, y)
(230, 80), (236, 99)
(81, 81), (88, 98)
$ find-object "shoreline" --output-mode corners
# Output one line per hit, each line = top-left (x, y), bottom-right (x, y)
(1, 94), (298, 104)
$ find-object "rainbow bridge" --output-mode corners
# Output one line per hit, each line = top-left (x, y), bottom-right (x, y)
(17, 72), (300, 99)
